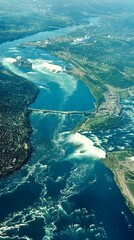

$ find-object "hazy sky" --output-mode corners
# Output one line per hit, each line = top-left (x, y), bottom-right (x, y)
(87, 0), (133, 4)
(0, 0), (134, 12)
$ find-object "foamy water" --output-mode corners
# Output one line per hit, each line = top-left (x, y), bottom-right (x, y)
(30, 58), (63, 73)
(2, 57), (16, 64)
(1, 56), (77, 97)
(67, 132), (106, 159)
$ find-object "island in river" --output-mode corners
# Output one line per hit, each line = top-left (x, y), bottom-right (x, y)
(0, 67), (38, 176)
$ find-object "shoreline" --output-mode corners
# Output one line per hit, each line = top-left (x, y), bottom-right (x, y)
(0, 69), (39, 178)
(114, 169), (134, 214)
(101, 150), (134, 214)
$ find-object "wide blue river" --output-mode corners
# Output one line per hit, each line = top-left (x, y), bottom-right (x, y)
(0, 24), (134, 240)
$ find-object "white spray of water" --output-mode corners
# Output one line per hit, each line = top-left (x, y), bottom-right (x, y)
(1, 57), (77, 97)
(67, 132), (106, 159)
(30, 58), (63, 73)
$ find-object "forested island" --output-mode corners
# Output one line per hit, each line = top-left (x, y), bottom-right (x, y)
(0, 67), (38, 176)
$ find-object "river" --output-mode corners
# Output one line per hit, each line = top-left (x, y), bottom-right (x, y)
(0, 24), (134, 240)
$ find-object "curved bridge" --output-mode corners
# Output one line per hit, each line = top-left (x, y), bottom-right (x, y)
(29, 108), (92, 116)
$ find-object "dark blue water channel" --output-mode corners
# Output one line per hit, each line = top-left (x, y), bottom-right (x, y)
(0, 27), (134, 240)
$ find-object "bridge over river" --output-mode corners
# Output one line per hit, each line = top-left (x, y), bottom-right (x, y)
(29, 108), (93, 116)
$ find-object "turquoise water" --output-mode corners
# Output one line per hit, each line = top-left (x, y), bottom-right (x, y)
(0, 28), (134, 240)
(31, 80), (95, 111)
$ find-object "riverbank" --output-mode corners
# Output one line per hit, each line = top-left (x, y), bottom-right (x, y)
(45, 51), (122, 132)
(0, 68), (38, 177)
(101, 150), (134, 214)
